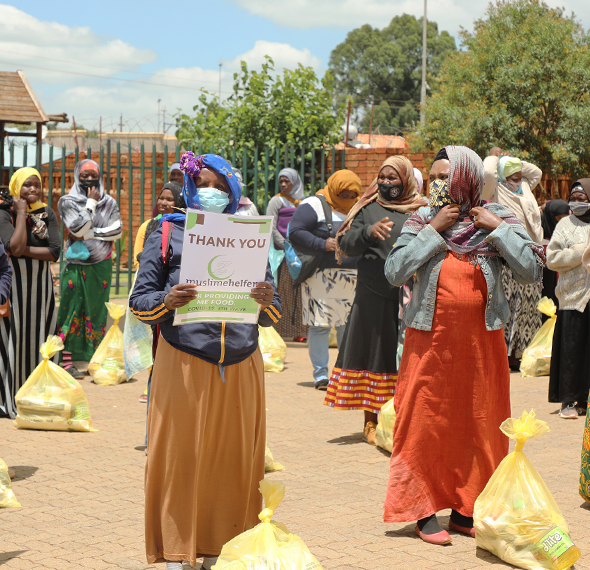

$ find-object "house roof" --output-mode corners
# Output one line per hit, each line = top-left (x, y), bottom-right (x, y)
(0, 70), (49, 124)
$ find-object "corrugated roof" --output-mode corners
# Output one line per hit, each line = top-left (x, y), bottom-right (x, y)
(0, 70), (49, 124)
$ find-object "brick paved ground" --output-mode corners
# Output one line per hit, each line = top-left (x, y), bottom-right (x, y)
(1, 339), (589, 569)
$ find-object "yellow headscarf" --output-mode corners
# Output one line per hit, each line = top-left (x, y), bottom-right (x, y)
(316, 170), (362, 215)
(8, 168), (46, 212)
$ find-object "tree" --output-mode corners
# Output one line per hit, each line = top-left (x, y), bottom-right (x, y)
(419, 0), (590, 193)
(328, 14), (456, 132)
(176, 57), (345, 151)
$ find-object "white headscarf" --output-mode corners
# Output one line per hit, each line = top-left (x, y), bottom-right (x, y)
(278, 168), (304, 202)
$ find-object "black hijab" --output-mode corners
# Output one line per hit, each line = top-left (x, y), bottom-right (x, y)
(144, 182), (185, 242)
(541, 199), (569, 239)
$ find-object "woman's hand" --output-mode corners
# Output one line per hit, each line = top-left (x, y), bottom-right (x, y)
(88, 187), (101, 202)
(164, 283), (198, 310)
(12, 198), (27, 216)
(250, 282), (274, 309)
(371, 217), (394, 240)
(470, 207), (503, 231)
(325, 237), (337, 251)
(430, 205), (460, 233)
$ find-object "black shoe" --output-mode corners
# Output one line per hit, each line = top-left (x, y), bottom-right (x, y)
(314, 379), (329, 390)
(64, 365), (84, 379)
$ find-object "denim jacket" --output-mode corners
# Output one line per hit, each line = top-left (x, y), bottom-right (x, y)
(384, 218), (543, 331)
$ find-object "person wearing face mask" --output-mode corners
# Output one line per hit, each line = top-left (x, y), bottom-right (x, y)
(383, 146), (544, 545)
(546, 180), (590, 419)
(129, 153), (281, 570)
(323, 156), (427, 443)
(56, 159), (122, 378)
(265, 168), (307, 341)
(0, 168), (59, 418)
(483, 148), (543, 370)
(289, 170), (362, 389)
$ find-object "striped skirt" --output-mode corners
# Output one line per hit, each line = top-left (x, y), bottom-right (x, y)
(0, 257), (57, 419)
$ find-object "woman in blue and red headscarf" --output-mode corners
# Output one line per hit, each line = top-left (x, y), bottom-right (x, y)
(383, 146), (544, 545)
(130, 153), (282, 570)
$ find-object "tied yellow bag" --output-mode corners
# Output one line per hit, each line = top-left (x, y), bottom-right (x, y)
(14, 336), (95, 432)
(474, 410), (581, 570)
(213, 480), (323, 570)
(259, 326), (287, 373)
(520, 298), (557, 377)
(264, 443), (285, 473)
(0, 458), (20, 508)
(375, 397), (396, 453)
(88, 302), (127, 385)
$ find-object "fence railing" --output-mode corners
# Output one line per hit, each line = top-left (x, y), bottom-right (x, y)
(0, 141), (351, 297)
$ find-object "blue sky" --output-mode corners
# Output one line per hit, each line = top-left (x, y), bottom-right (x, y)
(2, 0), (589, 132)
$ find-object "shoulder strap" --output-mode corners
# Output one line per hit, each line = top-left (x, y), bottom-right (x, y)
(161, 221), (173, 265)
(317, 195), (334, 236)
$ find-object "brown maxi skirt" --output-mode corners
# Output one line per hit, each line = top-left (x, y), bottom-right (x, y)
(145, 336), (266, 566)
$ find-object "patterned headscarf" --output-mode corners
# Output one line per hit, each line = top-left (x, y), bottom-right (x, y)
(403, 145), (546, 261)
(316, 170), (362, 215)
(335, 156), (427, 263)
(278, 168), (305, 204)
(179, 152), (241, 215)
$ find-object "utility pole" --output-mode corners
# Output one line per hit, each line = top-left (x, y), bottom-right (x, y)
(218, 62), (222, 100)
(120, 114), (123, 133)
(157, 99), (161, 132)
(420, 0), (428, 128)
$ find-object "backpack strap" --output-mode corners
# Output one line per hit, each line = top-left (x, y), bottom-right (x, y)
(317, 195), (334, 236)
(161, 221), (173, 265)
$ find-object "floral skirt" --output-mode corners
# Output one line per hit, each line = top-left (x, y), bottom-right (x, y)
(581, 394), (590, 504)
(56, 259), (112, 361)
(301, 268), (357, 327)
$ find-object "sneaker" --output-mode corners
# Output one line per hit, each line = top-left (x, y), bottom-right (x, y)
(362, 421), (377, 445)
(560, 404), (578, 419)
(314, 378), (329, 390)
(139, 393), (148, 403)
(576, 404), (588, 416)
(64, 365), (84, 380)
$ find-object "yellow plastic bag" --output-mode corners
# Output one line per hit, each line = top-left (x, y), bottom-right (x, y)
(88, 302), (127, 384)
(213, 480), (323, 570)
(329, 327), (338, 348)
(14, 336), (95, 431)
(474, 410), (581, 570)
(520, 298), (557, 377)
(259, 326), (287, 373)
(265, 443), (285, 473)
(0, 458), (20, 508)
(375, 398), (396, 453)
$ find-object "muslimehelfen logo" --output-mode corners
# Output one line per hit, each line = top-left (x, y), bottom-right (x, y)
(207, 255), (234, 280)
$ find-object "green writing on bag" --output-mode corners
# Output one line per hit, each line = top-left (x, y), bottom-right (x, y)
(536, 526), (574, 562)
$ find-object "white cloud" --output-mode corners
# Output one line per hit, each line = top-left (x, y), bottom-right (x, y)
(233, 0), (590, 37)
(0, 5), (323, 132)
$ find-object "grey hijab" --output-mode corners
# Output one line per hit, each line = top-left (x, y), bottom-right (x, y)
(278, 168), (304, 202)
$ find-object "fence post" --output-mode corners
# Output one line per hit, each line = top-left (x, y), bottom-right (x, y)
(128, 143), (133, 292)
(341, 146), (346, 170)
(140, 144), (145, 224)
(9, 142), (14, 181)
(23, 143), (28, 168)
(275, 146), (280, 196)
(310, 148), (316, 195)
(290, 146), (295, 169)
(242, 147), (248, 190)
(58, 145), (67, 296)
(300, 145), (305, 192)
(320, 148), (326, 187)
(152, 144), (157, 211)
(331, 147), (336, 174)
(253, 147), (258, 205)
(264, 147), (270, 211)
(106, 140), (111, 195)
(115, 143), (121, 294)
(48, 145), (54, 208)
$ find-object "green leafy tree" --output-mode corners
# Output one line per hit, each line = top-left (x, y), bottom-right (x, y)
(419, 0), (590, 194)
(176, 57), (345, 150)
(328, 14), (456, 132)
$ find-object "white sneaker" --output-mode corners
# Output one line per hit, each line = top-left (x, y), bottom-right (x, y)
(202, 556), (218, 570)
(560, 404), (578, 419)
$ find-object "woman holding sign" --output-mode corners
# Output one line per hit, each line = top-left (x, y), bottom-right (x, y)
(130, 153), (281, 570)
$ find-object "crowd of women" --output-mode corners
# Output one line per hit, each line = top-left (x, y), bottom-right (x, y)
(0, 143), (589, 566)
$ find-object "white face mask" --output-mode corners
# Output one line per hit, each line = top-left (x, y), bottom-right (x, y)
(569, 201), (590, 217)
(504, 180), (522, 194)
(197, 188), (230, 213)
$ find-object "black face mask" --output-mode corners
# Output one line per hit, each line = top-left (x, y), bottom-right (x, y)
(378, 182), (404, 201)
(79, 179), (100, 193)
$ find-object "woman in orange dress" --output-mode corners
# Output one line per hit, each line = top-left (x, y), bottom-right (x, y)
(383, 146), (544, 545)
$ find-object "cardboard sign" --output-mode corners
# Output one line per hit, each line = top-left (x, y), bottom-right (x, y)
(174, 210), (272, 325)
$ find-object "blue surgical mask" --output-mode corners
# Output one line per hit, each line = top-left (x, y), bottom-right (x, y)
(197, 188), (230, 213)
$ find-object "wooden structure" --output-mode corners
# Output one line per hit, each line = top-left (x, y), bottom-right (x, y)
(0, 70), (68, 181)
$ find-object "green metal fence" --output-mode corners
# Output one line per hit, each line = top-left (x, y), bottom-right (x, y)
(0, 141), (346, 297)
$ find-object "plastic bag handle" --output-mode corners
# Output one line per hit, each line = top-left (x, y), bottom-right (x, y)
(258, 507), (273, 523)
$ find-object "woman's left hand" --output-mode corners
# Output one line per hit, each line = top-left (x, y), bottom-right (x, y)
(470, 207), (503, 231)
(250, 282), (274, 309)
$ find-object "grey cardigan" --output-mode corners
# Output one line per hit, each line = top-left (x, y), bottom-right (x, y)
(385, 220), (543, 331)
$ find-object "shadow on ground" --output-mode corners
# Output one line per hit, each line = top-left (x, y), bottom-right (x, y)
(9, 466), (38, 481)
(0, 552), (28, 566)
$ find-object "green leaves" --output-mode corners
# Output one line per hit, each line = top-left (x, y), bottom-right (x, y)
(420, 0), (590, 183)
